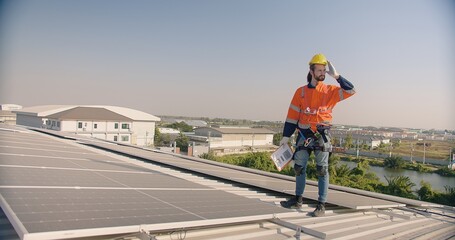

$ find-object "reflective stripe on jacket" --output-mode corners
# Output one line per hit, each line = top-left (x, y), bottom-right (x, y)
(284, 75), (355, 136)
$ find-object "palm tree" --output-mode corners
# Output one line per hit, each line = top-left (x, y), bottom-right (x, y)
(384, 175), (416, 198)
(384, 156), (405, 169)
(333, 164), (352, 178)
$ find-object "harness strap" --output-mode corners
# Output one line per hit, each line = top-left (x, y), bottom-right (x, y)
(296, 145), (326, 152)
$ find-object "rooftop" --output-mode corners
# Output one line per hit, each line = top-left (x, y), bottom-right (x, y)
(0, 124), (454, 240)
(14, 105), (161, 122)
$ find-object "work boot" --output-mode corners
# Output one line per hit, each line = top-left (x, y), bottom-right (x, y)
(280, 195), (303, 209)
(312, 202), (325, 217)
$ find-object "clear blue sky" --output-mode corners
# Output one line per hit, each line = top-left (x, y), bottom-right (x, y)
(1, 0), (454, 130)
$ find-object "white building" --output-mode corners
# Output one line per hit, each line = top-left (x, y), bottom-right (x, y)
(14, 105), (160, 146)
(193, 126), (276, 155)
(332, 132), (390, 149)
(0, 104), (23, 125)
(0, 104), (23, 111)
(158, 127), (181, 134)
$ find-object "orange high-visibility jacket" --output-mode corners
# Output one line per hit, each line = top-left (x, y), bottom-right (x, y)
(283, 75), (355, 137)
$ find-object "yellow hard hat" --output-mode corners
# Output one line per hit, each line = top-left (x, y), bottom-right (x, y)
(309, 53), (327, 66)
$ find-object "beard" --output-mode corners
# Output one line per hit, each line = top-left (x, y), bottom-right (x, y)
(315, 74), (325, 81)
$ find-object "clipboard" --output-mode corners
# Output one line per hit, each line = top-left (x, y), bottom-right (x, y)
(270, 144), (294, 171)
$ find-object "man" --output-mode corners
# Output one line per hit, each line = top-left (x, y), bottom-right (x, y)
(279, 53), (355, 217)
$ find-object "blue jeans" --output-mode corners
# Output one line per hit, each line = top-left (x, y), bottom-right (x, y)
(293, 136), (330, 203)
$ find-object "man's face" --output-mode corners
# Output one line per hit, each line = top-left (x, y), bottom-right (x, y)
(311, 64), (326, 81)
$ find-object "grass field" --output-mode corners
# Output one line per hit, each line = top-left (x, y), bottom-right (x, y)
(386, 139), (455, 160)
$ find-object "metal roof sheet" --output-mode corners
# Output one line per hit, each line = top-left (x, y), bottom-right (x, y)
(14, 105), (160, 122)
(46, 106), (133, 121)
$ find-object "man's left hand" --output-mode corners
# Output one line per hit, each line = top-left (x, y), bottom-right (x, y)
(327, 61), (340, 80)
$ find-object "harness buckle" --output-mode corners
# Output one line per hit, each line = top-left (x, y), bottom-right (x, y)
(303, 138), (313, 147)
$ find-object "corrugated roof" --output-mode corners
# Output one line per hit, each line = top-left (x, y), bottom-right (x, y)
(94, 105), (160, 121)
(197, 127), (275, 134)
(46, 106), (133, 121)
(13, 105), (160, 122)
(13, 105), (76, 116)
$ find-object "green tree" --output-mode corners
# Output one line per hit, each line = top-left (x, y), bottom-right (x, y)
(240, 152), (276, 172)
(417, 181), (434, 201)
(384, 175), (416, 198)
(441, 186), (455, 206)
(153, 127), (163, 146)
(165, 121), (193, 132)
(175, 133), (189, 152)
(344, 134), (353, 149)
(273, 133), (283, 146)
(333, 164), (352, 178)
(351, 159), (370, 176)
(162, 134), (171, 146)
(328, 154), (340, 176)
(391, 139), (401, 148)
(384, 156), (405, 169)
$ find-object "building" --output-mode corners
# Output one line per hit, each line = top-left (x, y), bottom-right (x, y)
(0, 110), (17, 125)
(160, 117), (208, 128)
(157, 127), (181, 135)
(331, 131), (391, 149)
(0, 104), (22, 125)
(14, 105), (160, 146)
(193, 126), (276, 155)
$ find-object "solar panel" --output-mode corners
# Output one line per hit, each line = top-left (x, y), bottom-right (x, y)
(0, 129), (293, 240)
(25, 129), (436, 208)
(82, 140), (411, 210)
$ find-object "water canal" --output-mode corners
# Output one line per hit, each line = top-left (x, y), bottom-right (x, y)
(340, 161), (455, 192)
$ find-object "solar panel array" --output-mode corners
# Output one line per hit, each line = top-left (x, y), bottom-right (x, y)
(82, 140), (412, 210)
(29, 128), (438, 208)
(0, 127), (293, 240)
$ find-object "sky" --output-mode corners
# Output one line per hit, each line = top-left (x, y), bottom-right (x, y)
(1, 0), (454, 130)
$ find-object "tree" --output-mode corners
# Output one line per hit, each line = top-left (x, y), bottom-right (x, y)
(328, 154), (340, 176)
(351, 159), (370, 176)
(162, 134), (171, 146)
(384, 156), (405, 169)
(391, 139), (401, 148)
(384, 175), (416, 198)
(154, 127), (163, 146)
(241, 152), (276, 172)
(165, 121), (193, 132)
(273, 133), (282, 146)
(344, 134), (353, 149)
(175, 133), (189, 152)
(333, 164), (352, 178)
(417, 181), (434, 201)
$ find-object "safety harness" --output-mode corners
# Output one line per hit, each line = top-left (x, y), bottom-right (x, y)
(295, 125), (331, 153)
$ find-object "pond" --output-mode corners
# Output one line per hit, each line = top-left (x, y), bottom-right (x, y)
(340, 161), (455, 192)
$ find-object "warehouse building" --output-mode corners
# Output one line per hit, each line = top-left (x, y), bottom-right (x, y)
(192, 126), (276, 155)
(14, 105), (160, 146)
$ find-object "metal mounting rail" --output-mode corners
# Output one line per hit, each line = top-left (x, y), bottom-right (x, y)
(270, 218), (327, 239)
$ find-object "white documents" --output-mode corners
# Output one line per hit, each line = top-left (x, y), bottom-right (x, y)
(270, 144), (293, 171)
